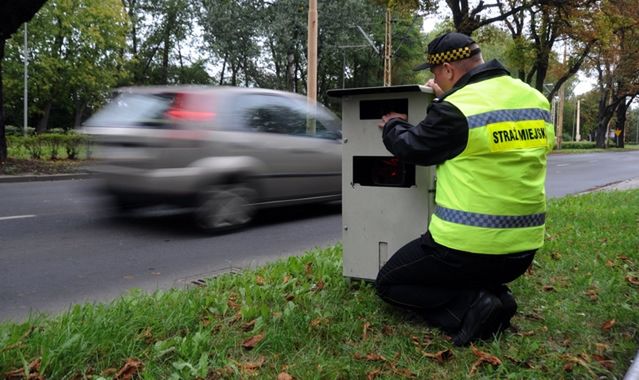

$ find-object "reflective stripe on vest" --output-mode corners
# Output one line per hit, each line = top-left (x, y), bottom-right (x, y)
(434, 206), (546, 228)
(467, 108), (551, 129)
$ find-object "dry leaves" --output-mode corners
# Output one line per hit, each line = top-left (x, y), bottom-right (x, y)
(4, 358), (42, 380)
(277, 372), (294, 380)
(362, 321), (371, 340)
(562, 353), (596, 377)
(255, 275), (265, 286)
(115, 358), (144, 380)
(242, 333), (265, 350)
(421, 349), (454, 363)
(585, 287), (599, 301)
(625, 275), (639, 286)
(469, 345), (502, 376)
(242, 319), (257, 332)
(227, 294), (240, 310)
(239, 356), (265, 375)
(592, 354), (615, 370)
(355, 352), (415, 378)
(601, 319), (616, 331)
(312, 280), (325, 292)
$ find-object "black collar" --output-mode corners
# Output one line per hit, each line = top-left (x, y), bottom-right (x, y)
(439, 59), (511, 100)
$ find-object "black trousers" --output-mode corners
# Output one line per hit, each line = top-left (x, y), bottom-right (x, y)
(375, 231), (535, 332)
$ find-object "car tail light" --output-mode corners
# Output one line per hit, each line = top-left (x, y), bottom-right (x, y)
(165, 93), (216, 121)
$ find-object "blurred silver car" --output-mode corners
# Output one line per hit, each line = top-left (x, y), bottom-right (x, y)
(83, 86), (342, 231)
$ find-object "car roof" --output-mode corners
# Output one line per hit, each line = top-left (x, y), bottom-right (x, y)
(114, 85), (304, 99)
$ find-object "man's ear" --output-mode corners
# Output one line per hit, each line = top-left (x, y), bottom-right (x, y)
(443, 62), (454, 80)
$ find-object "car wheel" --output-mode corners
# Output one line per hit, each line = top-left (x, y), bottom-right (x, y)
(109, 193), (141, 216)
(195, 184), (257, 232)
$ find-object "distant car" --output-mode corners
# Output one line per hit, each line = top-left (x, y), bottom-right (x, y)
(83, 86), (342, 232)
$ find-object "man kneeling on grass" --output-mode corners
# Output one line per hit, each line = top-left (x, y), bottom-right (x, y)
(374, 32), (554, 346)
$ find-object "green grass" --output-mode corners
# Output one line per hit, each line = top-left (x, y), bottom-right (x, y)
(1, 190), (638, 379)
(553, 144), (639, 154)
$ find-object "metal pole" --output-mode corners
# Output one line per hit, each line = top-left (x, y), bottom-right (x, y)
(306, 0), (317, 135)
(23, 24), (28, 136)
(383, 7), (392, 87)
(575, 99), (581, 141)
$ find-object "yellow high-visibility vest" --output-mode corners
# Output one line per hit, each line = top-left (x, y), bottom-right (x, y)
(429, 75), (555, 254)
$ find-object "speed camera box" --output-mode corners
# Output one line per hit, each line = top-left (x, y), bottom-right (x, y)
(328, 85), (436, 281)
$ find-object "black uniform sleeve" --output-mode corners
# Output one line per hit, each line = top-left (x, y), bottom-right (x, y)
(381, 101), (469, 166)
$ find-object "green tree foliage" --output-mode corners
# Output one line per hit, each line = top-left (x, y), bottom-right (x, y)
(122, 0), (208, 85)
(3, 0), (129, 132)
(587, 0), (639, 148)
(197, 0), (425, 105)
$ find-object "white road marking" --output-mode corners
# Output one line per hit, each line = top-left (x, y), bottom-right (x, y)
(0, 215), (36, 221)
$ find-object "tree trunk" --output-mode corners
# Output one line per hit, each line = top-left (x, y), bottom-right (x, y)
(615, 99), (627, 148)
(0, 38), (7, 162)
(287, 46), (295, 93)
(74, 100), (86, 128)
(37, 102), (52, 133)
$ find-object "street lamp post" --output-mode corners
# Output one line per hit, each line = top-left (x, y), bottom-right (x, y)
(23, 24), (28, 137)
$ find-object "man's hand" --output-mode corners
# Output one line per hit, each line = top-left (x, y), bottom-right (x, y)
(378, 112), (407, 129)
(427, 79), (444, 98)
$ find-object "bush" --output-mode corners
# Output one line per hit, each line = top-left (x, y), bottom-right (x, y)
(64, 132), (87, 160)
(43, 134), (67, 160)
(559, 141), (596, 149)
(23, 136), (45, 159)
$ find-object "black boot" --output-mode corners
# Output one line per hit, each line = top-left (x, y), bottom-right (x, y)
(494, 285), (517, 332)
(452, 290), (503, 347)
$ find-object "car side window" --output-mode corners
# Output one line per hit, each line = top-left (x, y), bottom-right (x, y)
(238, 94), (339, 140)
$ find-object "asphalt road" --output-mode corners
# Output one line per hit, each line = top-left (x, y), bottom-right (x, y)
(1, 150), (638, 322)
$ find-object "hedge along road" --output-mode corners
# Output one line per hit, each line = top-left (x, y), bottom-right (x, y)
(1, 150), (638, 322)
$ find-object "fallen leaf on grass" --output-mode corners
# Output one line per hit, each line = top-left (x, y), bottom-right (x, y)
(227, 294), (240, 310)
(592, 354), (615, 370)
(382, 325), (394, 336)
(239, 356), (266, 375)
(354, 352), (387, 362)
(585, 288), (599, 301)
(115, 358), (144, 380)
(305, 262), (313, 275)
(310, 317), (328, 328)
(242, 333), (265, 350)
(362, 321), (371, 340)
(421, 349), (453, 363)
(625, 275), (639, 286)
(514, 330), (536, 337)
(255, 275), (265, 285)
(595, 343), (610, 353)
(469, 345), (502, 376)
(542, 285), (555, 292)
(312, 280), (325, 291)
(366, 353), (387, 362)
(367, 368), (382, 380)
(242, 319), (257, 332)
(562, 354), (596, 377)
(4, 358), (42, 380)
(505, 355), (534, 369)
(278, 372), (294, 380)
(601, 319), (616, 331)
(283, 274), (291, 284)
(618, 255), (633, 264)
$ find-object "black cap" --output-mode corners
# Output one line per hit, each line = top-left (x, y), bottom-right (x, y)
(414, 32), (480, 71)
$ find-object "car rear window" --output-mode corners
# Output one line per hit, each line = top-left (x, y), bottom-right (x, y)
(84, 93), (175, 128)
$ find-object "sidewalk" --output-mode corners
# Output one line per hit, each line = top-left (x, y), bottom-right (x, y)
(582, 177), (639, 193)
(0, 172), (92, 183)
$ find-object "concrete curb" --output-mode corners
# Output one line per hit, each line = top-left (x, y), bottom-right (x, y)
(0, 172), (93, 183)
(580, 178), (639, 194)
